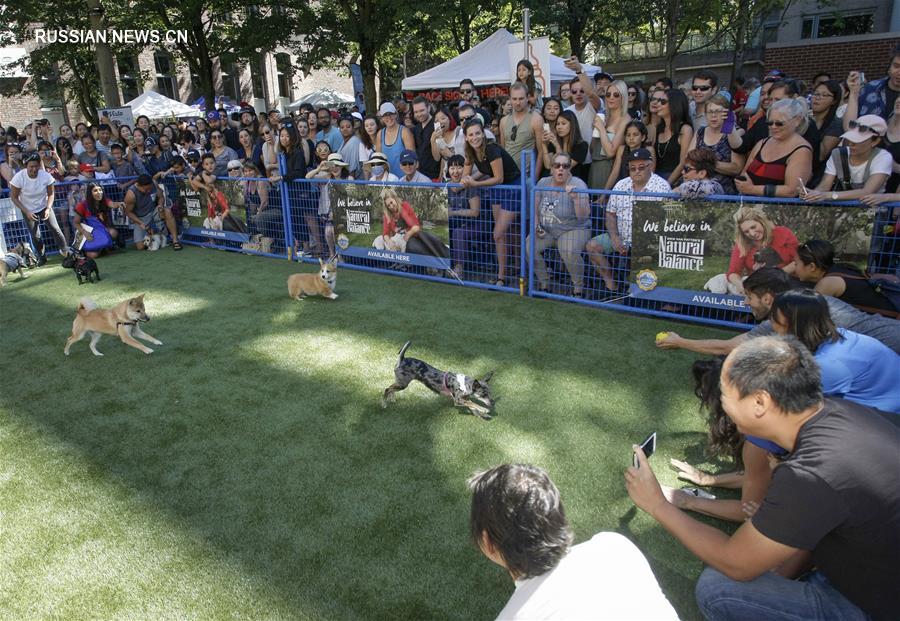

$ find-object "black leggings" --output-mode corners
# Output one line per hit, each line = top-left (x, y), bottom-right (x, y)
(406, 230), (449, 258)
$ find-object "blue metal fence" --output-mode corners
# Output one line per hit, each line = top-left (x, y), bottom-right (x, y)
(4, 161), (897, 331)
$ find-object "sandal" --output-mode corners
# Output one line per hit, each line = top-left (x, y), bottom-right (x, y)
(493, 278), (505, 287)
(172, 241), (183, 251)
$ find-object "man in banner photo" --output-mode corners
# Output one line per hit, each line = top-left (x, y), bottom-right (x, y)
(629, 200), (876, 303)
(330, 183), (450, 269)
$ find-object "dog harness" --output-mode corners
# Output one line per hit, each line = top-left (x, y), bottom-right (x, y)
(441, 372), (470, 396)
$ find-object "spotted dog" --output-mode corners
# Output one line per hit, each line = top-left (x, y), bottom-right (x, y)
(382, 341), (494, 419)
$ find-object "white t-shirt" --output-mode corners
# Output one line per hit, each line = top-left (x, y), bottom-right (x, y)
(824, 148), (892, 191)
(9, 169), (56, 213)
(608, 174), (672, 245)
(565, 102), (597, 164)
(496, 532), (679, 620)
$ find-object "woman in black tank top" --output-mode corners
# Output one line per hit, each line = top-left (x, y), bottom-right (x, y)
(794, 239), (897, 316)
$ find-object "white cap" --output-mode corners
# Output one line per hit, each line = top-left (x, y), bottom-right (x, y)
(350, 112), (363, 121)
(378, 102), (397, 116)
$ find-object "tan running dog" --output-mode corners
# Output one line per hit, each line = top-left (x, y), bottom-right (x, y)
(287, 258), (338, 300)
(64, 294), (162, 356)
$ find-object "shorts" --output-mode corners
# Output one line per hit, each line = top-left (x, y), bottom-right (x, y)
(485, 187), (521, 213)
(131, 210), (164, 243)
(590, 233), (631, 254)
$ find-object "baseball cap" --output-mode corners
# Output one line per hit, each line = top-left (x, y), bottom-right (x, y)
(626, 148), (653, 162)
(186, 149), (201, 161)
(145, 136), (157, 148)
(207, 110), (221, 120)
(378, 102), (397, 116)
(227, 159), (243, 171)
(350, 112), (363, 121)
(240, 106), (255, 115)
(365, 151), (389, 166)
(841, 114), (887, 143)
(595, 71), (614, 82)
(399, 149), (418, 164)
(79, 162), (95, 173)
(136, 174), (153, 186)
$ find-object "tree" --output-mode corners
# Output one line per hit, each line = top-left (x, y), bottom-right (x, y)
(525, 0), (603, 60)
(138, 0), (300, 106)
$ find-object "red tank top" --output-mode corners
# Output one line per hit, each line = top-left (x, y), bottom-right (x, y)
(746, 138), (811, 185)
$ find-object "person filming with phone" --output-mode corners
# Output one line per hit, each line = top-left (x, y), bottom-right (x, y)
(625, 335), (900, 621)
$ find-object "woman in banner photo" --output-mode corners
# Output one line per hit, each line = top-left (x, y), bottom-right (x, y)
(705, 206), (798, 295)
(73, 182), (120, 258)
(373, 187), (449, 261)
(461, 118), (521, 287)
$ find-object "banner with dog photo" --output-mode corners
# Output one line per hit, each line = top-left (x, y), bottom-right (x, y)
(174, 178), (250, 243)
(628, 200), (877, 310)
(329, 182), (451, 270)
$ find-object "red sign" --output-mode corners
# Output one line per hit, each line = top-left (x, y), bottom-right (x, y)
(402, 84), (510, 103)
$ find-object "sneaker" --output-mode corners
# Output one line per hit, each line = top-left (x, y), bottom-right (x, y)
(36, 254), (47, 267)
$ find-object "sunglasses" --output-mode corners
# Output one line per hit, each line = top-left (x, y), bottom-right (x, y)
(552, 162), (571, 169)
(682, 165), (696, 173)
(510, 125), (518, 141)
(400, 161), (416, 166)
(650, 97), (668, 105)
(628, 91), (637, 97)
(607, 91), (621, 98)
(228, 167), (241, 172)
(691, 84), (712, 91)
(460, 89), (473, 95)
(211, 135), (223, 139)
(459, 115), (474, 122)
(570, 89), (585, 95)
(263, 130), (272, 135)
(848, 120), (878, 134)
(766, 120), (786, 127)
(628, 162), (651, 172)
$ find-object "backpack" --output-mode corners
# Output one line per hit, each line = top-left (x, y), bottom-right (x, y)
(831, 147), (879, 191)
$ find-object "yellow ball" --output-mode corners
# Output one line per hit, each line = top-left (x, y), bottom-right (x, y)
(655, 331), (669, 342)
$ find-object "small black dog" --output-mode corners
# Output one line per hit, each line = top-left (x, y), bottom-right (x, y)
(753, 247), (784, 270)
(382, 341), (494, 419)
(62, 250), (101, 284)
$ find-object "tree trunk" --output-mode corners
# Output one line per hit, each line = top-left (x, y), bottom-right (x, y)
(730, 0), (749, 84)
(569, 21), (585, 59)
(85, 0), (121, 108)
(361, 48), (378, 114)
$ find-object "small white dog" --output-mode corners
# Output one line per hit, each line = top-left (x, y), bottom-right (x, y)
(372, 233), (407, 253)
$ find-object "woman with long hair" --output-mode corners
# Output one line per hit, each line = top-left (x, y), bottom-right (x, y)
(73, 182), (121, 257)
(653, 88), (694, 185)
(724, 206), (798, 295)
(55, 137), (74, 165)
(541, 110), (589, 183)
(793, 239), (898, 316)
(809, 79), (843, 178)
(294, 118), (316, 173)
(770, 289), (900, 412)
(462, 118), (521, 287)
(429, 108), (457, 180)
(374, 187), (449, 260)
(516, 59), (543, 111)
(236, 128), (257, 162)
(589, 79), (630, 189)
(356, 115), (380, 178)
(542, 97), (562, 133)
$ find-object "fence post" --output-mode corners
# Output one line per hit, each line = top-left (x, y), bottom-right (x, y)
(278, 153), (294, 260)
(519, 151), (528, 296)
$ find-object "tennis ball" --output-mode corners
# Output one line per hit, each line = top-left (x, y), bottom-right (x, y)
(655, 331), (669, 342)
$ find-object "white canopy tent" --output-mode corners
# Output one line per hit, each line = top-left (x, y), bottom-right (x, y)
(401, 29), (602, 91)
(287, 88), (355, 110)
(125, 90), (200, 119)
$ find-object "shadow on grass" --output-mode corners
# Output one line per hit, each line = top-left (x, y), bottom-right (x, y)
(0, 248), (736, 620)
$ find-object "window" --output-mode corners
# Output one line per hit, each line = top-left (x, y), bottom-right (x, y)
(275, 53), (292, 98)
(117, 56), (141, 101)
(250, 54), (265, 100)
(801, 12), (874, 39)
(221, 59), (242, 102)
(154, 51), (177, 100)
(761, 23), (779, 44)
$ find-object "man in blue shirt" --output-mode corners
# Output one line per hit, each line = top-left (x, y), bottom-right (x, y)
(857, 46), (900, 121)
(315, 107), (343, 153)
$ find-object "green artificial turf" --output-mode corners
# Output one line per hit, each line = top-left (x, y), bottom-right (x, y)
(0, 247), (740, 620)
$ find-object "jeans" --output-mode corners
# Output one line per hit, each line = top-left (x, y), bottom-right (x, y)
(695, 567), (871, 621)
(527, 227), (591, 288)
(27, 207), (69, 257)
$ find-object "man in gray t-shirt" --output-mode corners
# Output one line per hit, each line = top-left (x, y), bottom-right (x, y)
(656, 268), (900, 355)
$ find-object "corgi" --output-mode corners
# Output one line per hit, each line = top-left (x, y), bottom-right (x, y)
(287, 258), (338, 300)
(63, 294), (162, 356)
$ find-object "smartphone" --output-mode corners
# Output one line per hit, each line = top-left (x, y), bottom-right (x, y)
(633, 432), (657, 468)
(859, 71), (866, 84)
(434, 121), (441, 132)
(542, 122), (550, 133)
(736, 174), (748, 182)
(722, 110), (735, 135)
